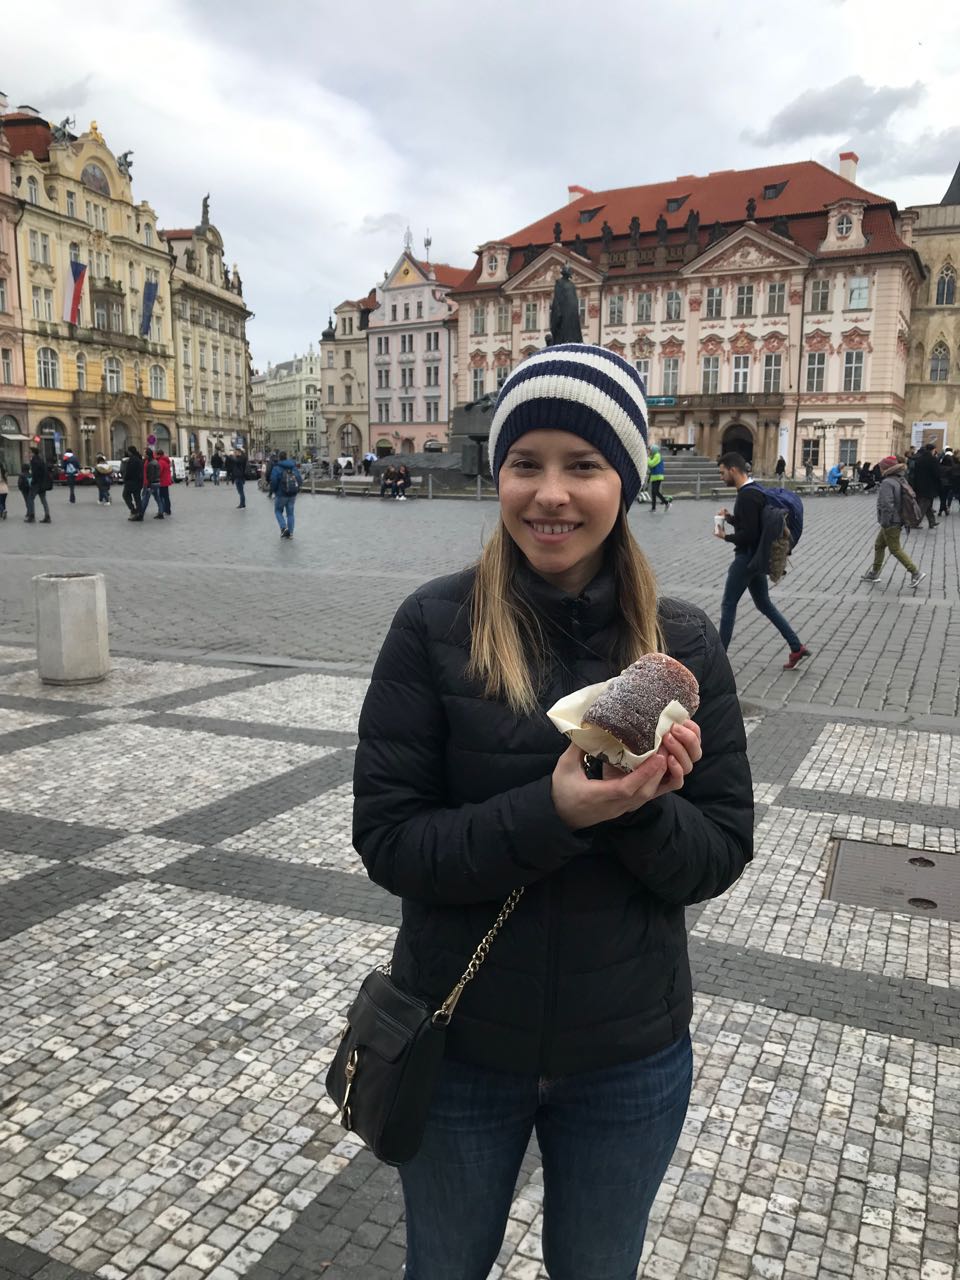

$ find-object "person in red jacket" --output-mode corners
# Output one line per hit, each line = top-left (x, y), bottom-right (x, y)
(156, 450), (173, 516)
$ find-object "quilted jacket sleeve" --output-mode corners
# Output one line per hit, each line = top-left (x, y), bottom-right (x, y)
(599, 616), (753, 906)
(353, 592), (589, 906)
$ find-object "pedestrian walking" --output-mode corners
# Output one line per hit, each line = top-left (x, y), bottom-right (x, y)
(861, 455), (925, 589)
(63, 451), (80, 503)
(269, 450), (302, 539)
(0, 461), (8, 519)
(911, 442), (940, 528)
(937, 448), (954, 515)
(25, 446), (51, 523)
(93, 454), (113, 505)
(803, 461), (814, 483)
(715, 452), (809, 668)
(138, 448), (163, 519)
(348, 344), (752, 1278)
(157, 450), (173, 515)
(233, 448), (248, 508)
(193, 452), (206, 487)
(211, 450), (223, 485)
(122, 445), (144, 518)
(775, 456), (786, 481)
(647, 442), (672, 512)
(17, 461), (31, 516)
(363, 450), (376, 476)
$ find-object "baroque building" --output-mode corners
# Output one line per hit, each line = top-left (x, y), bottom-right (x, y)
(256, 347), (323, 456)
(366, 248), (467, 455)
(903, 160), (960, 451)
(2, 105), (176, 463)
(451, 155), (923, 474)
(320, 289), (375, 460)
(0, 100), (28, 475)
(161, 198), (252, 458)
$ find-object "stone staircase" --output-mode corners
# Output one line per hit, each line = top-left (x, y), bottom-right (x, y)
(659, 451), (721, 497)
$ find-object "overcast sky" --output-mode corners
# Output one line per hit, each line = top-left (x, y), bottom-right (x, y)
(5, 0), (959, 367)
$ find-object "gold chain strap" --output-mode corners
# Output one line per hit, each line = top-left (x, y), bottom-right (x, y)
(432, 886), (524, 1025)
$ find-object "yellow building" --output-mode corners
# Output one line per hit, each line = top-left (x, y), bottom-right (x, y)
(3, 107), (176, 464)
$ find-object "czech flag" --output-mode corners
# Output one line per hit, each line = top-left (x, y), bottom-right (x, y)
(62, 258), (87, 325)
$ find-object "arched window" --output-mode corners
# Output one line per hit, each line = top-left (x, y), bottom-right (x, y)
(26, 176), (39, 204)
(69, 242), (80, 263)
(76, 352), (86, 390)
(104, 356), (122, 394)
(930, 342), (950, 382)
(143, 222), (154, 247)
(149, 364), (166, 399)
(936, 266), (956, 306)
(37, 348), (59, 388)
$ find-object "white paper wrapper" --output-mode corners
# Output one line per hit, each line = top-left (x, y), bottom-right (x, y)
(547, 683), (692, 772)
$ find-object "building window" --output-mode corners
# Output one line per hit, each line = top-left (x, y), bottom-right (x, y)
(578, 297), (586, 326)
(37, 348), (59, 388)
(104, 356), (122, 393)
(811, 279), (830, 312)
(29, 229), (40, 261)
(213, 390), (220, 417)
(763, 353), (782, 393)
(327, 350), (334, 366)
(496, 300), (511, 333)
(847, 276), (869, 308)
(344, 385), (352, 405)
(66, 190), (77, 217)
(76, 353), (86, 390)
(2, 348), (13, 383)
(801, 439), (820, 467)
(401, 400), (413, 423)
(344, 349), (351, 369)
(94, 300), (107, 329)
(426, 365), (440, 387)
(735, 284), (753, 317)
(144, 222), (154, 246)
(111, 301), (123, 332)
(608, 294), (624, 325)
(704, 287), (722, 319)
(328, 386), (335, 403)
(391, 304), (397, 321)
(27, 176), (39, 204)
(636, 292), (652, 323)
(767, 282), (785, 315)
(662, 357), (679, 396)
(496, 365), (509, 390)
(472, 367), (485, 399)
(701, 355), (719, 394)
(426, 401), (439, 423)
(200, 388), (208, 412)
(33, 286), (55, 321)
(805, 351), (825, 392)
(523, 301), (538, 330)
(838, 438), (859, 466)
(843, 349), (864, 392)
(469, 304), (487, 336)
(416, 300), (423, 319)
(377, 402), (389, 423)
(403, 303), (410, 320)
(69, 242), (80, 264)
(935, 267), (956, 306)
(634, 358), (650, 391)
(426, 330), (440, 352)
(212, 345), (219, 374)
(199, 343), (206, 370)
(733, 354), (750, 394)
(836, 214), (853, 238)
(0, 278), (6, 312)
(182, 338), (191, 367)
(665, 291), (682, 322)
(929, 341), (950, 381)
(149, 365), (166, 398)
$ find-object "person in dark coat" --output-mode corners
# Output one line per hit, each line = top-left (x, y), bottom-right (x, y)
(26, 446), (51, 523)
(233, 448), (248, 508)
(353, 344), (753, 1278)
(937, 448), (955, 515)
(121, 445), (144, 517)
(775, 455), (787, 481)
(911, 443), (940, 528)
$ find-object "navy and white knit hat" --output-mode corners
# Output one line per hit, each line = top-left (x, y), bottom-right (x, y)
(488, 343), (649, 507)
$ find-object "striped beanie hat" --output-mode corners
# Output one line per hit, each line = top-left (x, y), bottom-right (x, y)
(488, 344), (649, 507)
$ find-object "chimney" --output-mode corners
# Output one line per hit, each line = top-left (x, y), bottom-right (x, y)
(839, 151), (859, 183)
(567, 184), (591, 204)
(0, 91), (8, 112)
(17, 104), (40, 116)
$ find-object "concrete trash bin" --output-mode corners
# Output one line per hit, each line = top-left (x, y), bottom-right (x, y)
(34, 572), (110, 685)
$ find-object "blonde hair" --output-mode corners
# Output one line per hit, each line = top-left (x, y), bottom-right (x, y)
(467, 507), (662, 715)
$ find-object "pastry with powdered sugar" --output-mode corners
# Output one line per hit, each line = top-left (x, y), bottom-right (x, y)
(582, 654), (700, 757)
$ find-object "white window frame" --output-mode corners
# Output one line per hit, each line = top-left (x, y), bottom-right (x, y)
(472, 304), (487, 336)
(705, 287), (723, 319)
(843, 349), (864, 392)
(767, 283), (785, 315)
(608, 294), (624, 325)
(0, 278), (6, 312)
(662, 357), (679, 396)
(636, 292), (652, 323)
(847, 276), (869, 309)
(472, 367), (486, 399)
(66, 191), (77, 218)
(2, 348), (14, 383)
(806, 351), (825, 393)
(105, 357), (122, 394)
(665, 291), (682, 322)
(701, 355), (719, 394)
(523, 301), (538, 331)
(149, 365), (166, 399)
(496, 300), (510, 333)
(763, 353), (782, 393)
(38, 347), (60, 389)
(811, 279), (830, 312)
(732, 354), (750, 394)
(735, 284), (753, 317)
(634, 358), (650, 391)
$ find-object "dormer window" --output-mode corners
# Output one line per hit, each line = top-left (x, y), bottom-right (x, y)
(486, 254), (498, 274)
(578, 208), (601, 223)
(762, 181), (788, 200)
(666, 195), (689, 213)
(836, 214), (853, 238)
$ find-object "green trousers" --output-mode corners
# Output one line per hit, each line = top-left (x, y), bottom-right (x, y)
(873, 525), (917, 574)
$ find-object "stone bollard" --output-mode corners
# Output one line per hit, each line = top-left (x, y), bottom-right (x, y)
(33, 572), (110, 685)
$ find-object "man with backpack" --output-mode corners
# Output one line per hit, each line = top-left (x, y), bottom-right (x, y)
(63, 451), (80, 503)
(861, 455), (925, 589)
(269, 450), (302, 539)
(715, 451), (810, 669)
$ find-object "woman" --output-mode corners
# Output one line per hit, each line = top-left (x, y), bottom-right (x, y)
(354, 345), (753, 1279)
(93, 454), (113, 505)
(775, 455), (786, 481)
(393, 462), (411, 500)
(0, 461), (8, 519)
(156, 450), (173, 515)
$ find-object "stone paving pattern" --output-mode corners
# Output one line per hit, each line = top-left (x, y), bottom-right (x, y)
(0, 490), (958, 1279)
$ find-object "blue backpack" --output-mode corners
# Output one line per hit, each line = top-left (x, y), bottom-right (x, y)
(759, 486), (804, 549)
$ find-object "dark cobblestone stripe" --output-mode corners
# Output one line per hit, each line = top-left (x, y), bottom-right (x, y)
(0, 692), (102, 718)
(147, 750), (356, 845)
(744, 712), (828, 784)
(0, 1236), (100, 1280)
(0, 863), (125, 942)
(776, 785), (957, 826)
(689, 938), (960, 1048)
(119, 665), (302, 715)
(152, 848), (401, 926)
(143, 711), (357, 750)
(0, 718), (106, 758)
(0, 809), (121, 859)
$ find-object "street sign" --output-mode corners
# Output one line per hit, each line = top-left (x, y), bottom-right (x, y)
(646, 396), (676, 407)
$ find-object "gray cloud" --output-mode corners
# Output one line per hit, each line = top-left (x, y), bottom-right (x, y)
(35, 74), (94, 113)
(839, 125), (960, 185)
(745, 76), (924, 146)
(358, 212), (408, 237)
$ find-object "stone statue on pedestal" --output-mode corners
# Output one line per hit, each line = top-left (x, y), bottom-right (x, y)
(547, 265), (583, 345)
(656, 214), (668, 244)
(629, 216), (641, 248)
(553, 220), (563, 244)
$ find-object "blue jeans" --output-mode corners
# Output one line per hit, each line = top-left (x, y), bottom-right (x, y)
(274, 494), (296, 532)
(719, 552), (800, 651)
(139, 484), (162, 515)
(235, 477), (246, 507)
(401, 1034), (693, 1280)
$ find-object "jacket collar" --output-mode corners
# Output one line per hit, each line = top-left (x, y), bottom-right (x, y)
(516, 557), (618, 636)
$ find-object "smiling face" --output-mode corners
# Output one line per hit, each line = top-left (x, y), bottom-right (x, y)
(498, 430), (623, 596)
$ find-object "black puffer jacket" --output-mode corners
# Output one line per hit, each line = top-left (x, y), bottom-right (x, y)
(354, 563), (753, 1077)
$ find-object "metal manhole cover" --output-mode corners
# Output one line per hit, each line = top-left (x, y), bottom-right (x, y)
(827, 841), (960, 923)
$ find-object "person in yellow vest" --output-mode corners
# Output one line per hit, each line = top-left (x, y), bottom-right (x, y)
(648, 444), (672, 512)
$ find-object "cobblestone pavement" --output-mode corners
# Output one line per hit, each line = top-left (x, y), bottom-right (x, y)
(0, 486), (958, 1280)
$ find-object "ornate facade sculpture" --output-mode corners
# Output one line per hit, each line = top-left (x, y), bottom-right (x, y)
(553, 220), (563, 244)
(201, 194), (210, 226)
(629, 216), (641, 248)
(746, 196), (757, 220)
(548, 265), (583, 345)
(50, 118), (74, 145)
(656, 214), (668, 244)
(523, 243), (538, 265)
(685, 209), (700, 242)
(771, 214), (791, 238)
(600, 220), (613, 251)
(572, 234), (589, 258)
(117, 151), (134, 178)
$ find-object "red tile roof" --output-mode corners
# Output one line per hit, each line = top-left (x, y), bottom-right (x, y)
(417, 260), (470, 288)
(160, 228), (194, 240)
(1, 113), (54, 160)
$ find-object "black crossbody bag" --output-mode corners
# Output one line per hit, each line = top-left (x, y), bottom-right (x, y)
(325, 887), (523, 1167)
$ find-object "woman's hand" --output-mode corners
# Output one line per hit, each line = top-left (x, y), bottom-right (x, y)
(551, 721), (703, 831)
